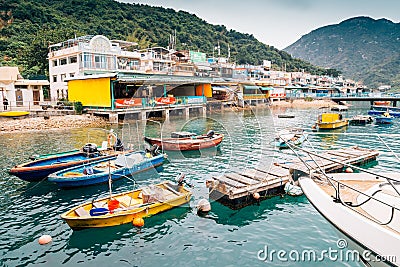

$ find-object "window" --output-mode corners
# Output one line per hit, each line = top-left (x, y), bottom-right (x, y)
(53, 75), (57, 82)
(53, 60), (58, 67)
(60, 74), (66, 82)
(69, 56), (77, 64)
(69, 73), (75, 78)
(60, 58), (67, 65)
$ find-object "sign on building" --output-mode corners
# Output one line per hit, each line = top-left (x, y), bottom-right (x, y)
(190, 51), (207, 63)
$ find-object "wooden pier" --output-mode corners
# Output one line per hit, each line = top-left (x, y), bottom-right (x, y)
(206, 146), (379, 209)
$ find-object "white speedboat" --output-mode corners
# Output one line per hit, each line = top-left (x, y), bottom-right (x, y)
(296, 148), (400, 266)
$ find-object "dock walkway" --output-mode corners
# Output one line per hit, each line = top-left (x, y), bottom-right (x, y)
(206, 146), (379, 209)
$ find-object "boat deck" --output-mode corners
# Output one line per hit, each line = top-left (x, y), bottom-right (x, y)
(207, 146), (379, 209)
(314, 176), (400, 235)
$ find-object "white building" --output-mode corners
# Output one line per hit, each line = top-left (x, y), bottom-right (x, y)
(0, 67), (49, 110)
(48, 35), (140, 102)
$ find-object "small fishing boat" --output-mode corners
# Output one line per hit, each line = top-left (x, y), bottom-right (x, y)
(330, 105), (349, 112)
(9, 143), (127, 182)
(313, 113), (349, 130)
(48, 149), (166, 188)
(375, 112), (394, 124)
(274, 128), (308, 149)
(144, 130), (224, 151)
(373, 101), (390, 106)
(349, 115), (373, 125)
(0, 111), (30, 117)
(277, 114), (295, 118)
(61, 179), (192, 230)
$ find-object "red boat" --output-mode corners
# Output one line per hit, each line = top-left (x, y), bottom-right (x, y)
(144, 131), (224, 151)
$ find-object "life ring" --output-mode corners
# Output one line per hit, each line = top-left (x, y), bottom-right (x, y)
(107, 133), (117, 147)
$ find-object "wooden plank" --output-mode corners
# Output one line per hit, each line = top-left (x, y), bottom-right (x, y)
(230, 176), (290, 198)
(226, 173), (259, 185)
(213, 175), (247, 188)
(240, 169), (268, 181)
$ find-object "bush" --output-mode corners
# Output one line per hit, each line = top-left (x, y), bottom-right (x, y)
(304, 96), (314, 102)
(74, 101), (83, 114)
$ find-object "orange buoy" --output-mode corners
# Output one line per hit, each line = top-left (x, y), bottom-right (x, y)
(38, 235), (52, 245)
(253, 192), (260, 200)
(132, 217), (145, 227)
(345, 167), (353, 173)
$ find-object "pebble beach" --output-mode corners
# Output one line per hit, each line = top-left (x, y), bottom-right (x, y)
(0, 115), (109, 134)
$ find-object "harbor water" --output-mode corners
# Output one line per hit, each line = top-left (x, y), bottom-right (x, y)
(1, 103), (399, 266)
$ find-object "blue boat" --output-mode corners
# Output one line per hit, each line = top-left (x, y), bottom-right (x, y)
(275, 128), (308, 149)
(48, 151), (167, 188)
(9, 143), (126, 182)
(368, 105), (400, 117)
(375, 113), (394, 124)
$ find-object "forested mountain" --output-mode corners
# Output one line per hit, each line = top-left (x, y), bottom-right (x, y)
(0, 0), (331, 79)
(284, 17), (400, 89)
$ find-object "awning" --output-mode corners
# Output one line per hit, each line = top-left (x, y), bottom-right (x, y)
(243, 85), (259, 90)
(260, 86), (274, 91)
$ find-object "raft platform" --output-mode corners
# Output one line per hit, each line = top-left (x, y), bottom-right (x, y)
(206, 146), (379, 209)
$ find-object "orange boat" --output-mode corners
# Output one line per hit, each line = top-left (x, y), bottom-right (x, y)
(144, 131), (223, 151)
(373, 101), (390, 106)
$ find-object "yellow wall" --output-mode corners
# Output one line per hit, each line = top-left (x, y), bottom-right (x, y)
(68, 78), (111, 107)
(196, 84), (212, 97)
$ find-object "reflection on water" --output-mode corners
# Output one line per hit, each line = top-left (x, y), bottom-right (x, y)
(1, 106), (396, 266)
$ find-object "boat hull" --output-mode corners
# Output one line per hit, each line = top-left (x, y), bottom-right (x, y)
(299, 177), (400, 266)
(375, 117), (393, 124)
(48, 153), (166, 188)
(9, 151), (123, 182)
(61, 182), (191, 230)
(144, 133), (224, 151)
(275, 133), (308, 148)
(0, 111), (30, 117)
(317, 120), (349, 130)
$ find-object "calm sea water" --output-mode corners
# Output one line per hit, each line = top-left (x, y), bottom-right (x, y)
(1, 103), (399, 267)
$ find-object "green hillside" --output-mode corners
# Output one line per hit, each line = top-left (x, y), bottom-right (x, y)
(284, 17), (400, 89)
(0, 0), (331, 78)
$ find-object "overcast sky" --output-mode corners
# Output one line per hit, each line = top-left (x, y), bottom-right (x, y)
(118, 0), (400, 49)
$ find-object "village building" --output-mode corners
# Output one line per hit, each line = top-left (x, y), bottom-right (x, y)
(0, 67), (49, 110)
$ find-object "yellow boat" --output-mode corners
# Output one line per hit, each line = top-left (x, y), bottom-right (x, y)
(315, 113), (349, 130)
(0, 111), (30, 117)
(61, 181), (192, 230)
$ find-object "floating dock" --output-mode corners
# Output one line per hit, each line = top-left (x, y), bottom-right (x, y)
(206, 146), (379, 209)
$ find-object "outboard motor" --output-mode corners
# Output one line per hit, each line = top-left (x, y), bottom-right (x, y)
(83, 143), (98, 154)
(206, 130), (215, 138)
(149, 144), (160, 156)
(113, 138), (124, 151)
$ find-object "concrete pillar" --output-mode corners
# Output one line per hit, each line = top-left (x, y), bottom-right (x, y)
(185, 107), (190, 119)
(141, 111), (147, 121)
(164, 109), (170, 121)
(109, 113), (118, 124)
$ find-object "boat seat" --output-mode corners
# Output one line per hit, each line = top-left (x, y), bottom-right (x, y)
(92, 201), (107, 208)
(117, 195), (142, 207)
(115, 153), (143, 168)
(75, 207), (90, 217)
(97, 141), (109, 151)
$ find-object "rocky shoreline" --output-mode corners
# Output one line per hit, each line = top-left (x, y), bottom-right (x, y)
(0, 99), (337, 134)
(0, 115), (109, 134)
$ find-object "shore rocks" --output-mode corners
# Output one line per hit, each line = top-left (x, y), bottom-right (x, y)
(0, 115), (109, 134)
